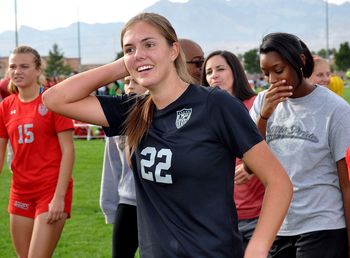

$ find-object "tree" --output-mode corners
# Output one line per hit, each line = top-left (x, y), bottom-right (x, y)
(45, 43), (72, 77)
(115, 51), (124, 60)
(243, 48), (260, 74)
(334, 42), (350, 71)
(316, 48), (335, 59)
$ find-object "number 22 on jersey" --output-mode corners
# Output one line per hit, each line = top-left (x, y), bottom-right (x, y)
(140, 147), (173, 184)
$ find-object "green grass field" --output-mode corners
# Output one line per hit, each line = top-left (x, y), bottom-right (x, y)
(343, 85), (350, 104)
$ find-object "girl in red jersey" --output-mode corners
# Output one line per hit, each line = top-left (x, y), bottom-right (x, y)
(0, 46), (75, 257)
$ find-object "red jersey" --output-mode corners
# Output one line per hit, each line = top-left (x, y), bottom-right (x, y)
(346, 146), (350, 182)
(0, 77), (11, 100)
(234, 96), (265, 220)
(0, 92), (74, 195)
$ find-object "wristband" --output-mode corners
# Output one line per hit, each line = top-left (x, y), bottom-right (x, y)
(260, 113), (269, 120)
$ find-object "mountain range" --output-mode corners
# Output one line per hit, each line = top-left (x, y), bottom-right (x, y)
(0, 0), (349, 64)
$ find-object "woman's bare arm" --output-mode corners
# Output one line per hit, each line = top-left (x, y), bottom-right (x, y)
(42, 58), (128, 126)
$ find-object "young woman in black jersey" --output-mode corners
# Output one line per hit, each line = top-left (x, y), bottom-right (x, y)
(43, 12), (292, 258)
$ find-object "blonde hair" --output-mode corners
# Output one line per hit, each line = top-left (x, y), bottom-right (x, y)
(313, 55), (330, 67)
(121, 13), (191, 154)
(8, 45), (42, 94)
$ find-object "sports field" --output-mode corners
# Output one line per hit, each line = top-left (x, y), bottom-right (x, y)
(343, 84), (350, 103)
(0, 87), (349, 257)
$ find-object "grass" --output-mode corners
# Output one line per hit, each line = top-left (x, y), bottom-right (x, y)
(0, 139), (115, 258)
(343, 84), (350, 104)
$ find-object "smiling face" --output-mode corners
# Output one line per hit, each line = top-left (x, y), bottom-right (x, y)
(122, 21), (179, 90)
(308, 59), (331, 86)
(205, 55), (234, 94)
(8, 53), (41, 90)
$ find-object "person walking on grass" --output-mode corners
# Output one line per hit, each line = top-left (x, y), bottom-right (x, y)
(251, 32), (350, 258)
(0, 45), (75, 258)
(43, 12), (292, 258)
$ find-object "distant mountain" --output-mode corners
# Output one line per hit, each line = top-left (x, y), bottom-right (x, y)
(0, 0), (349, 64)
(149, 0), (350, 53)
(0, 22), (124, 64)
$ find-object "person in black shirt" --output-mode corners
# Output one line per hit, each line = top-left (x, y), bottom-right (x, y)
(43, 12), (292, 258)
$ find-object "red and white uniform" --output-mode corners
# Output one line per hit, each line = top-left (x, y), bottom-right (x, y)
(0, 92), (74, 196)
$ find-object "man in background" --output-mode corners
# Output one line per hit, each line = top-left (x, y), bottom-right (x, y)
(179, 38), (205, 84)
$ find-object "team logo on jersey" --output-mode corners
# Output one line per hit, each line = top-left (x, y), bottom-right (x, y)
(38, 104), (48, 116)
(175, 108), (192, 129)
(10, 109), (16, 115)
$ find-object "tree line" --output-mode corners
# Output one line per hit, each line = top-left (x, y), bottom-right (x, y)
(243, 42), (350, 75)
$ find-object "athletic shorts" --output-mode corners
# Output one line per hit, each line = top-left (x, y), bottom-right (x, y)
(268, 228), (347, 258)
(8, 183), (73, 219)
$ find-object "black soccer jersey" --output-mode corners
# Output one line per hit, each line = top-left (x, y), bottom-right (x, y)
(97, 84), (263, 258)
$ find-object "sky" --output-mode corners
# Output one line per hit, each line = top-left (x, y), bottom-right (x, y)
(0, 0), (349, 33)
(0, 0), (188, 33)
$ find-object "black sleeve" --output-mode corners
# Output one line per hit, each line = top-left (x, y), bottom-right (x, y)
(207, 88), (263, 158)
(96, 94), (136, 137)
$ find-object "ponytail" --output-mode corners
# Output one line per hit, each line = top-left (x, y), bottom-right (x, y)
(124, 94), (155, 155)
